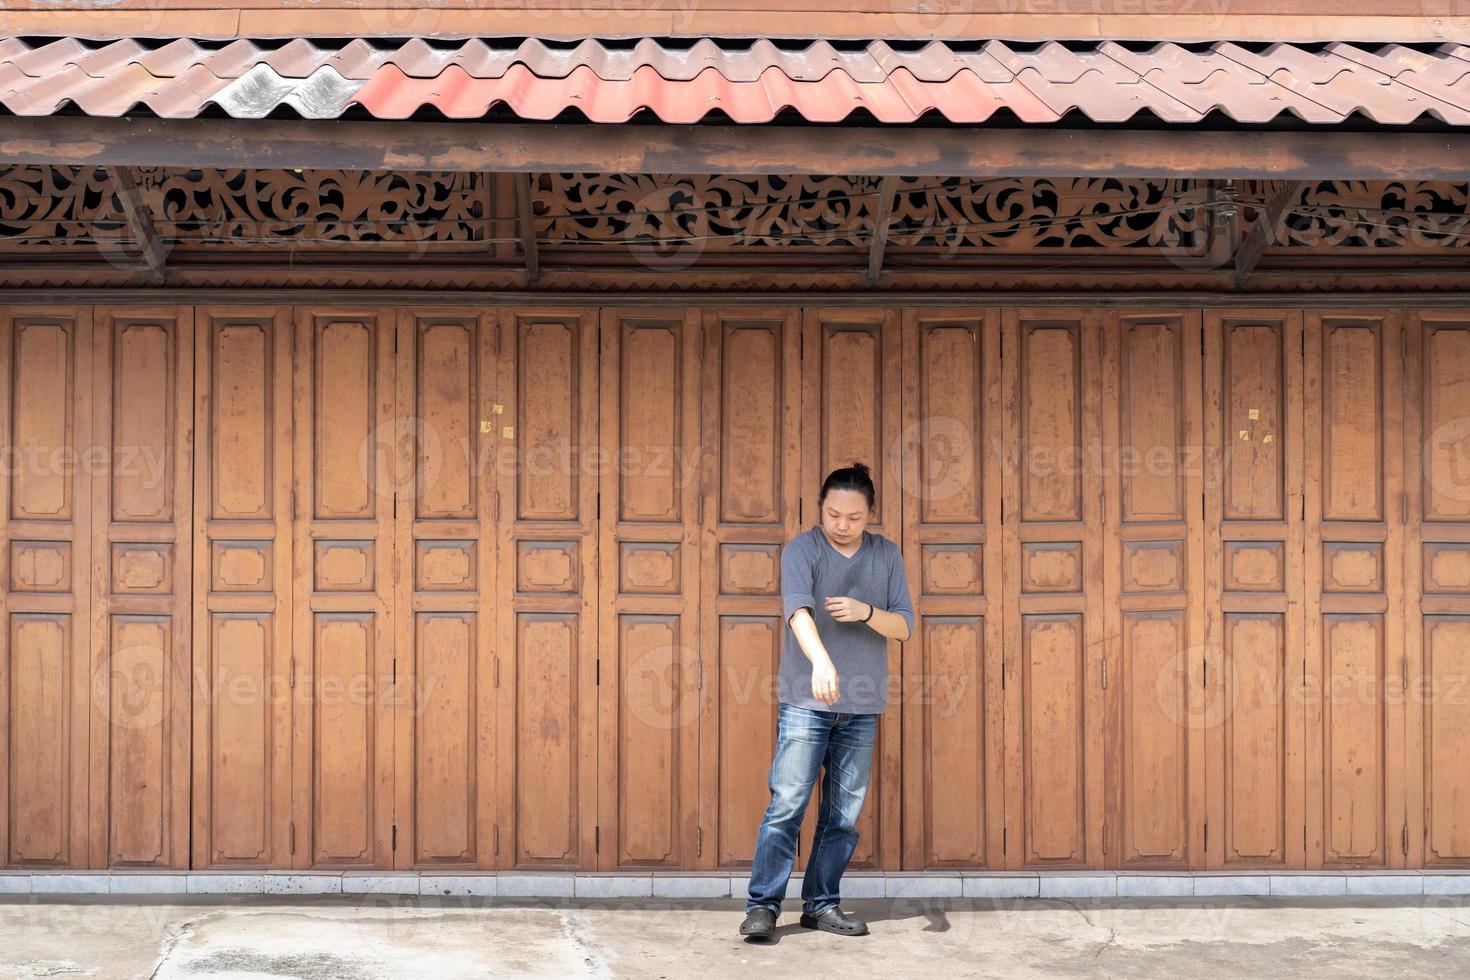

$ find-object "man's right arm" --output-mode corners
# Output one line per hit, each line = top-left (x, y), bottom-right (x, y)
(787, 607), (826, 664)
(782, 540), (840, 704)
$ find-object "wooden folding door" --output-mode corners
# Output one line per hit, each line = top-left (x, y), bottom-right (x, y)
(1404, 310), (1470, 869)
(0, 307), (94, 868)
(492, 309), (601, 870)
(999, 308), (1107, 870)
(694, 308), (804, 871)
(1202, 309), (1307, 869)
(1099, 310), (1207, 869)
(898, 308), (1005, 870)
(192, 307), (294, 868)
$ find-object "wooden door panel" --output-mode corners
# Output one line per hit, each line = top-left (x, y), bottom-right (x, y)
(1204, 309), (1306, 869)
(0, 308), (92, 867)
(710, 616), (783, 869)
(90, 309), (193, 869)
(392, 309), (498, 869)
(801, 308), (902, 869)
(1303, 311), (1405, 869)
(696, 308), (802, 871)
(494, 309), (599, 870)
(291, 308), (396, 869)
(1406, 310), (1470, 868)
(1101, 311), (1206, 869)
(0, 298), (1445, 876)
(899, 309), (1004, 869)
(1419, 617), (1470, 865)
(1001, 309), (1106, 869)
(1020, 613), (1088, 863)
(596, 309), (702, 870)
(192, 308), (294, 869)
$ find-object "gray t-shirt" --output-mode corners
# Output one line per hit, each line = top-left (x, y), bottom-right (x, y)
(778, 524), (915, 714)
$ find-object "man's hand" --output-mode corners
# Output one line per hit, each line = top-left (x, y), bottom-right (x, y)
(787, 606), (841, 703)
(824, 596), (871, 622)
(811, 655), (840, 705)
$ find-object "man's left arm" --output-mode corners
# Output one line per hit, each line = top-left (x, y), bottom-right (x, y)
(864, 545), (914, 642)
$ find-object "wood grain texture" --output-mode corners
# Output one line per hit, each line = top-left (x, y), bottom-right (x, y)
(595, 308), (702, 870)
(11, 119), (1470, 182)
(1101, 310), (1207, 870)
(0, 300), (1461, 872)
(192, 307), (292, 869)
(801, 307), (903, 870)
(89, 307), (192, 869)
(392, 308), (499, 869)
(290, 307), (396, 870)
(694, 307), (803, 871)
(493, 308), (599, 871)
(0, 7), (1447, 46)
(999, 308), (1106, 870)
(1405, 310), (1470, 868)
(899, 308), (1005, 870)
(1, 307), (92, 868)
(1203, 309), (1308, 870)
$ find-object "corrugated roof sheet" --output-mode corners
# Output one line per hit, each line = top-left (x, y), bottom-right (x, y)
(3, 36), (1470, 125)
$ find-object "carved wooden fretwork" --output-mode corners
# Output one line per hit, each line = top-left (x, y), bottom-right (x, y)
(1239, 179), (1470, 249)
(532, 174), (1212, 252)
(532, 173), (876, 249)
(537, 175), (1470, 254)
(886, 176), (1207, 250)
(5, 167), (1470, 258)
(0, 165), (121, 249)
(0, 166), (487, 252)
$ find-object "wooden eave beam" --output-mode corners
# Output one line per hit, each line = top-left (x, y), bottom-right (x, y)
(0, 8), (1457, 45)
(512, 172), (539, 285)
(866, 175), (896, 286)
(7, 118), (1470, 180)
(108, 164), (169, 285)
(1236, 179), (1308, 286)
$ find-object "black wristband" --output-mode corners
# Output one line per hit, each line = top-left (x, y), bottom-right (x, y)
(862, 602), (876, 623)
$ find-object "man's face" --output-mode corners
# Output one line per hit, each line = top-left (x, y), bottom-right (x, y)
(820, 488), (871, 547)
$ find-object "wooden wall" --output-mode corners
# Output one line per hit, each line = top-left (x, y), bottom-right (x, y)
(1, 302), (1468, 872)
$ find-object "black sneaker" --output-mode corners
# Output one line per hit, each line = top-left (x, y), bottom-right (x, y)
(799, 906), (870, 936)
(739, 906), (777, 940)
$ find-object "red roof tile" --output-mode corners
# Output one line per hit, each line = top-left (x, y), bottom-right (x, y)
(3, 35), (1470, 126)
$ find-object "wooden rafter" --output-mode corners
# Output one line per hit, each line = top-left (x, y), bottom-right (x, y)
(866, 175), (896, 286)
(108, 165), (169, 284)
(1236, 179), (1308, 286)
(8, 118), (1470, 180)
(513, 172), (539, 285)
(1204, 179), (1239, 270)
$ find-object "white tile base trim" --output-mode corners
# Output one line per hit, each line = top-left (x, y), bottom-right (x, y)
(2, 871), (1465, 899)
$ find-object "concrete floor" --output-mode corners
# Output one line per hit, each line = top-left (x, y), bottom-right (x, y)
(2, 895), (1469, 979)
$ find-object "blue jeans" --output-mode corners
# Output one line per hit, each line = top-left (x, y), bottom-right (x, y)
(746, 702), (879, 917)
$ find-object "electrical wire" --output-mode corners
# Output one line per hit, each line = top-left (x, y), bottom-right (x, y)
(12, 167), (1470, 238)
(3, 171), (1224, 227)
(0, 195), (1236, 246)
(5, 196), (1470, 249)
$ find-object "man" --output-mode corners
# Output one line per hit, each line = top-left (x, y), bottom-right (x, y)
(739, 461), (915, 941)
